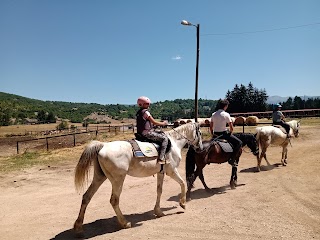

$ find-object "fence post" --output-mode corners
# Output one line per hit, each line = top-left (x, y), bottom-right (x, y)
(17, 141), (19, 154)
(73, 134), (76, 146)
(46, 137), (49, 151)
(242, 123), (245, 133)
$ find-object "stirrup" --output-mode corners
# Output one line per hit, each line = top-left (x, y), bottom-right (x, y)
(157, 156), (170, 164)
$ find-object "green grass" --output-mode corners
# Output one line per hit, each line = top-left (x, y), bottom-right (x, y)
(0, 152), (44, 172)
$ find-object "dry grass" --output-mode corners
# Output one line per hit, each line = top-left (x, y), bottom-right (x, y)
(0, 117), (319, 173)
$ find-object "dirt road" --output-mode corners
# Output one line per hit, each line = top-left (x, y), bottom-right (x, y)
(0, 125), (319, 240)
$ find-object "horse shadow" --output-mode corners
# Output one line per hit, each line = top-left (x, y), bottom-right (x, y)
(240, 163), (282, 173)
(50, 206), (178, 240)
(168, 184), (244, 202)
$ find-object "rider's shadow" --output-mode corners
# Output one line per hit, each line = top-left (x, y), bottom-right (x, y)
(50, 207), (176, 240)
(240, 163), (282, 173)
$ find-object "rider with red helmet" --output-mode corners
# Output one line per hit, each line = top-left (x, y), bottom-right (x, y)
(136, 96), (169, 164)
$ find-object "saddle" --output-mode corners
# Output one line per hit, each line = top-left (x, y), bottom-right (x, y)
(272, 125), (291, 138)
(216, 139), (233, 153)
(211, 134), (234, 153)
(127, 133), (171, 158)
(194, 139), (235, 166)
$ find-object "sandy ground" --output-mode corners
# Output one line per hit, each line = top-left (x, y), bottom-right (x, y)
(0, 125), (320, 240)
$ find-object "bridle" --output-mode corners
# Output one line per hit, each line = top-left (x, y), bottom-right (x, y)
(171, 123), (203, 150)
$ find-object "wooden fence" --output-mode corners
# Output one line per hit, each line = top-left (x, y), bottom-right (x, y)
(16, 124), (134, 154)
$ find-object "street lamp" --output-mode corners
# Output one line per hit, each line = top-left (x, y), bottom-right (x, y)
(181, 20), (200, 123)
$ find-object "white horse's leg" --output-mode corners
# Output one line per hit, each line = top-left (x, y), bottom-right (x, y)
(284, 146), (288, 164)
(282, 145), (288, 165)
(154, 172), (165, 217)
(257, 150), (264, 172)
(109, 175), (131, 228)
(74, 173), (107, 236)
(166, 168), (187, 210)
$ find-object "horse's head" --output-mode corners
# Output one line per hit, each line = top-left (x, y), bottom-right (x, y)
(247, 133), (260, 156)
(288, 120), (301, 137)
(168, 122), (203, 150)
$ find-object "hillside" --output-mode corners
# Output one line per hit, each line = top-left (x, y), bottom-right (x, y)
(1, 91), (319, 126)
(0, 92), (217, 125)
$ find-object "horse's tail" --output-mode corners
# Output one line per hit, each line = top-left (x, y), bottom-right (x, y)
(74, 140), (104, 193)
(185, 146), (196, 187)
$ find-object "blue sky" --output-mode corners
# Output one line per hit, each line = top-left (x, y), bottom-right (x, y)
(1, 0), (319, 105)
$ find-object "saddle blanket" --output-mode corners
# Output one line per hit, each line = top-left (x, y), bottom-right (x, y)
(217, 141), (233, 153)
(127, 139), (159, 158)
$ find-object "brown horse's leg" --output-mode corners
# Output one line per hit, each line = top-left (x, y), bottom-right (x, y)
(74, 173), (106, 236)
(230, 165), (237, 189)
(154, 172), (165, 217)
(198, 169), (210, 191)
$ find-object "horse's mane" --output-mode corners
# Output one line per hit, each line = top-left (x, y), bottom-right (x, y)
(166, 122), (196, 139)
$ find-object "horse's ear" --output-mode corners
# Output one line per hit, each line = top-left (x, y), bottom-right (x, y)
(298, 120), (301, 124)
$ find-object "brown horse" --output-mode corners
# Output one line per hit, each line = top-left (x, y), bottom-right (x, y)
(185, 133), (259, 200)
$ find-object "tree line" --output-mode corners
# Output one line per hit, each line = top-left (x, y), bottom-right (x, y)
(1, 84), (319, 126)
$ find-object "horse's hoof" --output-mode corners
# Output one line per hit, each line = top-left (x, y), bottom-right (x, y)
(122, 222), (132, 229)
(230, 182), (236, 189)
(74, 222), (84, 238)
(154, 208), (165, 217)
(179, 202), (186, 210)
(284, 160), (287, 164)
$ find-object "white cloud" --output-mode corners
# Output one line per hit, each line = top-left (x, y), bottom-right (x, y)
(172, 55), (182, 60)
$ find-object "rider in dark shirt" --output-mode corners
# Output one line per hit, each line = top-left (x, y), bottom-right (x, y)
(272, 104), (290, 138)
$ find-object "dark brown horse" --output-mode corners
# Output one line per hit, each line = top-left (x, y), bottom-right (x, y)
(185, 133), (259, 200)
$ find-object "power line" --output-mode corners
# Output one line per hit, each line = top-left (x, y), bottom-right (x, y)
(202, 22), (320, 36)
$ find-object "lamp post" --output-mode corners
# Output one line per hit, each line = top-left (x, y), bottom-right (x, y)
(181, 20), (200, 123)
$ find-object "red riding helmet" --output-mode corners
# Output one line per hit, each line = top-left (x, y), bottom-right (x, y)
(137, 96), (151, 107)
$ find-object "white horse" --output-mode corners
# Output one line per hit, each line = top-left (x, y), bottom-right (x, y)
(73, 122), (202, 236)
(255, 120), (300, 172)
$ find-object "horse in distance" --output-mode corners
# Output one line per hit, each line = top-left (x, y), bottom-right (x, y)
(255, 119), (300, 172)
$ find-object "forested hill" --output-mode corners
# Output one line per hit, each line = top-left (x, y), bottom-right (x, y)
(0, 92), (218, 125)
